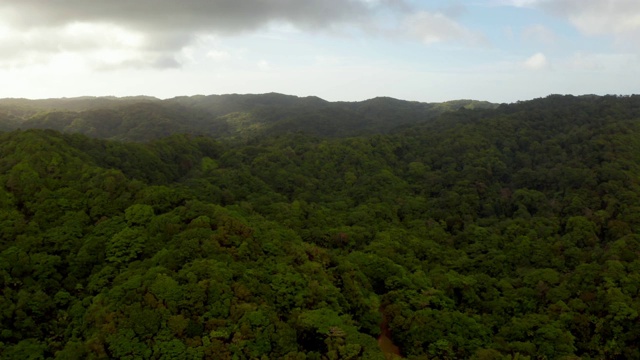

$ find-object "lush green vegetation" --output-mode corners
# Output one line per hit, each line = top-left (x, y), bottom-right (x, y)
(1, 94), (640, 359)
(0, 93), (496, 141)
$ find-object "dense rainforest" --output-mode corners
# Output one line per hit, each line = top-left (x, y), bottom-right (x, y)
(1, 94), (640, 359)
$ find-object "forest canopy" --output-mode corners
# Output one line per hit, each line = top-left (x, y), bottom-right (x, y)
(1, 94), (640, 359)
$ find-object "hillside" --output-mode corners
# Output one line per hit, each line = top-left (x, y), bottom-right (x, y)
(1, 94), (640, 359)
(0, 93), (496, 141)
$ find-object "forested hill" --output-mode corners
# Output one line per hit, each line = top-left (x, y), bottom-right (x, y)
(0, 93), (496, 141)
(2, 94), (640, 359)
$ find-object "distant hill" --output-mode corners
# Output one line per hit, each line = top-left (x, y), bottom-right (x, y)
(0, 93), (497, 141)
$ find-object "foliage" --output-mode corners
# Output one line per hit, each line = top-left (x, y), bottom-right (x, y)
(1, 94), (640, 359)
(0, 93), (497, 142)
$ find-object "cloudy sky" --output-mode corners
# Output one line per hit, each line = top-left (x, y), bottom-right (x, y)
(1, 0), (639, 103)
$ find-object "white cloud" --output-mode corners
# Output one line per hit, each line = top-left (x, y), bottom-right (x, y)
(0, 21), (182, 69)
(562, 52), (639, 72)
(0, 0), (413, 71)
(503, 0), (640, 42)
(554, 2), (640, 36)
(523, 52), (549, 70)
(405, 11), (486, 46)
(65, 22), (145, 48)
(258, 60), (270, 70)
(206, 50), (232, 61)
(0, 0), (491, 74)
(494, 0), (539, 8)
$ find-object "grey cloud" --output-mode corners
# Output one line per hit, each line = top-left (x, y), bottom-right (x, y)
(440, 3), (468, 18)
(0, 0), (400, 69)
(537, 0), (639, 16)
(94, 56), (182, 71)
(405, 11), (488, 46)
(153, 56), (182, 69)
(143, 32), (196, 52)
(2, 0), (375, 34)
(0, 0), (489, 71)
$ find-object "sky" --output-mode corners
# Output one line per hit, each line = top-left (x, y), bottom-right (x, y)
(0, 0), (639, 103)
